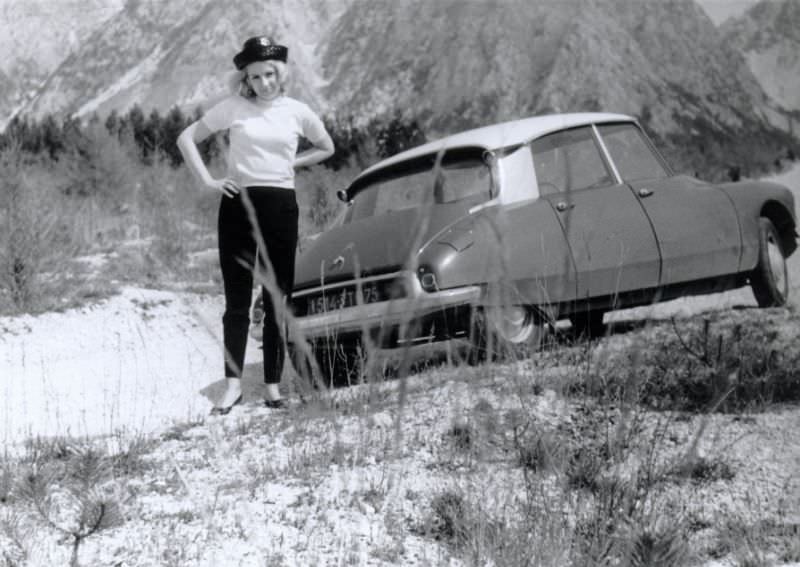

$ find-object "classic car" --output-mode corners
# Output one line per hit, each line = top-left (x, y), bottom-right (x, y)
(259, 112), (797, 384)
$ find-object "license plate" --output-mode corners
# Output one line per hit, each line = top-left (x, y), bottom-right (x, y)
(306, 283), (383, 315)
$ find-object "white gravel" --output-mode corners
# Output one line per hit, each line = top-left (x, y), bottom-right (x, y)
(0, 287), (264, 446)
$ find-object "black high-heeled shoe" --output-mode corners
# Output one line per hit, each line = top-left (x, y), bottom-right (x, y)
(264, 398), (287, 409)
(210, 394), (243, 416)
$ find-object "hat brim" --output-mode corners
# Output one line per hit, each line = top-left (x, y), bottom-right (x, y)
(233, 45), (288, 70)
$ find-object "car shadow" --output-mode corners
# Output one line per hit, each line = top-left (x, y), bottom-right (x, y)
(562, 301), (758, 343)
(244, 302), (765, 393)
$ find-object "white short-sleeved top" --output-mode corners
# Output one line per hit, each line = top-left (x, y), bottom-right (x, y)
(201, 95), (328, 189)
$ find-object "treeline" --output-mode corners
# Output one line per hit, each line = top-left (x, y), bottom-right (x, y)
(1, 106), (205, 167)
(4, 103), (797, 184)
(0, 104), (427, 172)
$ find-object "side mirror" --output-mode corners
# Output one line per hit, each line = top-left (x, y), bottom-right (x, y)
(337, 189), (353, 205)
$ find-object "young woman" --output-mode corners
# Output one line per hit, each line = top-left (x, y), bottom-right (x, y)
(177, 36), (334, 414)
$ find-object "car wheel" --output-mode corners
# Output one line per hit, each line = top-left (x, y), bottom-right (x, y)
(569, 309), (607, 339)
(469, 305), (547, 363)
(750, 217), (788, 307)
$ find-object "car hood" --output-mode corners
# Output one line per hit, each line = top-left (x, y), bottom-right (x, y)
(295, 205), (470, 289)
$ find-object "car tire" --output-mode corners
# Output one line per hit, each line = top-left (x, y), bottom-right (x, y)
(569, 309), (607, 339)
(750, 217), (789, 307)
(468, 305), (548, 363)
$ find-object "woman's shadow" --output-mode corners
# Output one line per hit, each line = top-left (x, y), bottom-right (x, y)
(198, 361), (271, 407)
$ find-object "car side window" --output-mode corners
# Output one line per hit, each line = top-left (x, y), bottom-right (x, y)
(597, 123), (668, 181)
(530, 127), (613, 194)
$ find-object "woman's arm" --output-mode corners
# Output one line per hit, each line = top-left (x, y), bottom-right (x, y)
(294, 130), (335, 169)
(177, 121), (240, 197)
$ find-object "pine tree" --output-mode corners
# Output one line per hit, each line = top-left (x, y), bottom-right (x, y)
(161, 106), (188, 166)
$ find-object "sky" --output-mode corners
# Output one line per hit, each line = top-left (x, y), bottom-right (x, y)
(695, 0), (761, 24)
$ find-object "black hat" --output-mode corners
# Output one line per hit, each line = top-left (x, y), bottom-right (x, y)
(233, 36), (288, 70)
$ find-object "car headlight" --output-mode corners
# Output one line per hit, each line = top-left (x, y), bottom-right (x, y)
(417, 265), (438, 292)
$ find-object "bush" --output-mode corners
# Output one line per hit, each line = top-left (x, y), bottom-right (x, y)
(12, 440), (124, 567)
(295, 164), (354, 236)
(580, 313), (800, 412)
(0, 145), (77, 312)
(427, 490), (469, 545)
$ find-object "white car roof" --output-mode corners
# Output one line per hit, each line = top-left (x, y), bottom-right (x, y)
(356, 112), (634, 179)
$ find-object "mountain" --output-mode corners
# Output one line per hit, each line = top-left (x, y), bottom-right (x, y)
(0, 0), (124, 129)
(21, 0), (346, 121)
(721, 0), (800, 116)
(323, 0), (781, 138)
(4, 0), (797, 177)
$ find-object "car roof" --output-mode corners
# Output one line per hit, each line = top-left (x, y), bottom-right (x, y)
(355, 112), (634, 179)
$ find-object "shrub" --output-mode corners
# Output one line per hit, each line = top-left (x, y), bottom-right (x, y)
(14, 441), (124, 567)
(669, 455), (735, 484)
(445, 420), (474, 453)
(426, 490), (469, 545)
(582, 314), (800, 412)
(295, 163), (353, 236)
(0, 145), (79, 312)
(622, 520), (690, 567)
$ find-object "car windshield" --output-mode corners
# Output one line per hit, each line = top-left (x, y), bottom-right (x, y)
(345, 152), (493, 223)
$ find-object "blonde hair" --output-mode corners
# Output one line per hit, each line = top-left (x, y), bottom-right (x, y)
(229, 60), (290, 98)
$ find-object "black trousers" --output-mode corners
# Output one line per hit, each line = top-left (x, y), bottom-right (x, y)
(218, 186), (298, 384)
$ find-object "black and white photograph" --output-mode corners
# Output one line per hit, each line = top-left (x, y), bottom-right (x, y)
(1, 0), (798, 565)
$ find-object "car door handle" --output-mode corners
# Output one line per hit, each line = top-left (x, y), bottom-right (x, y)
(638, 188), (654, 198)
(555, 201), (575, 212)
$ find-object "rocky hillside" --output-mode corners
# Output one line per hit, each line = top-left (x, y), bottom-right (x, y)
(21, 0), (345, 121)
(0, 0), (124, 129)
(323, 0), (781, 137)
(721, 0), (800, 116)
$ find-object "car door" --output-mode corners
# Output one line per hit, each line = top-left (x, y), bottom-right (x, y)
(596, 123), (741, 285)
(530, 126), (661, 300)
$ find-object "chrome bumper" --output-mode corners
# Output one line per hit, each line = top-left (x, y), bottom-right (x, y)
(290, 272), (481, 341)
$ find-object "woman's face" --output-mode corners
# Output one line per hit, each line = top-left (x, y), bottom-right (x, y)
(245, 61), (281, 101)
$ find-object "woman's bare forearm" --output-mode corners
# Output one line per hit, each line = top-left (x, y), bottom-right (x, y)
(294, 133), (335, 169)
(294, 147), (334, 169)
(177, 121), (240, 197)
(177, 123), (215, 186)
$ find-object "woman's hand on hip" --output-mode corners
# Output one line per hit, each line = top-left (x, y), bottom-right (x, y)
(208, 178), (241, 198)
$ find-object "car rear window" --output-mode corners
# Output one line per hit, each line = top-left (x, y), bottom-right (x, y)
(346, 154), (492, 223)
